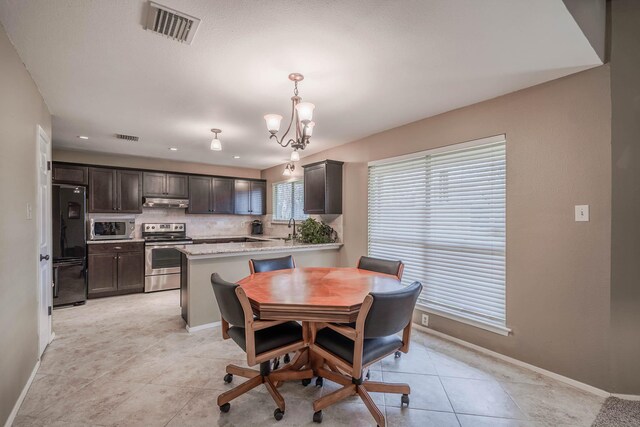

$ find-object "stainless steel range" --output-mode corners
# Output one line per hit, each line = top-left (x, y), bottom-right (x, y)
(142, 223), (192, 292)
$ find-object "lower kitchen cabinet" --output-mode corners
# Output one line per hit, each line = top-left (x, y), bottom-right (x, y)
(117, 251), (145, 292)
(88, 242), (144, 298)
(87, 253), (118, 295)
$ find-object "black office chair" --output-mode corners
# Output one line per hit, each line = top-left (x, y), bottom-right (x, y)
(357, 256), (404, 280)
(211, 273), (313, 421)
(249, 255), (296, 274)
(309, 281), (423, 426)
(248, 255), (297, 367)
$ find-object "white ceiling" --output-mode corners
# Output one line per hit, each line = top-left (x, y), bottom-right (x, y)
(0, 0), (601, 170)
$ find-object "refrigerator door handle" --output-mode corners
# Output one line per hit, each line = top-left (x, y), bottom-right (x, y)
(53, 266), (59, 298)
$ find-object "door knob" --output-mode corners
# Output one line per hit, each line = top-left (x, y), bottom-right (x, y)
(40, 254), (50, 261)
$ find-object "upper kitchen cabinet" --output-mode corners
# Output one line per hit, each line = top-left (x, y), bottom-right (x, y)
(88, 167), (142, 213)
(303, 160), (343, 214)
(234, 179), (266, 215)
(52, 163), (88, 185)
(187, 176), (234, 214)
(213, 178), (234, 214)
(143, 172), (188, 198)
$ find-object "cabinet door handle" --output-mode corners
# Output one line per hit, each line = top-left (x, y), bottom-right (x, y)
(113, 246), (122, 250)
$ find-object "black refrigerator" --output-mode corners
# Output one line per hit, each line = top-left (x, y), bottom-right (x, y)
(52, 185), (87, 307)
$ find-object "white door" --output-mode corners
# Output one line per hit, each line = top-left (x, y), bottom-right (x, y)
(37, 126), (52, 356)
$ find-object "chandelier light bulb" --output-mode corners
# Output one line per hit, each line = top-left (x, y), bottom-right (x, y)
(295, 102), (315, 122)
(283, 162), (295, 176)
(290, 150), (300, 161)
(264, 114), (283, 133)
(304, 121), (315, 137)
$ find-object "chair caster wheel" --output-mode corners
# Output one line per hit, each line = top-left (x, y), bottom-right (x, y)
(313, 410), (323, 423)
(401, 393), (410, 406)
(395, 351), (402, 358)
(366, 369), (370, 380)
(220, 402), (231, 413)
(302, 378), (312, 386)
(315, 377), (323, 387)
(273, 408), (284, 421)
(283, 353), (290, 364)
(223, 373), (233, 383)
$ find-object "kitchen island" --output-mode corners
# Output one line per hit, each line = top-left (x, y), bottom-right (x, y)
(178, 239), (342, 331)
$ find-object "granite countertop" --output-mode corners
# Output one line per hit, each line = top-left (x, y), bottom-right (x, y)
(178, 240), (342, 258)
(190, 235), (273, 241)
(86, 238), (145, 244)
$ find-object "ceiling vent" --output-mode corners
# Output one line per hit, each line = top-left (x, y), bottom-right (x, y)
(145, 1), (201, 45)
(115, 134), (140, 142)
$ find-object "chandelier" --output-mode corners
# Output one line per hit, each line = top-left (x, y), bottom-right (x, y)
(264, 73), (315, 162)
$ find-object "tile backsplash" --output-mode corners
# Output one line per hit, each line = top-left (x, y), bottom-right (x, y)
(134, 209), (262, 237)
(88, 209), (342, 241)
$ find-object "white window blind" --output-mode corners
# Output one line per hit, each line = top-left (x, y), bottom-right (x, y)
(273, 180), (307, 221)
(368, 136), (507, 334)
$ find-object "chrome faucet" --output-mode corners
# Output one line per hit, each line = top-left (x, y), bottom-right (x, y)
(288, 217), (297, 240)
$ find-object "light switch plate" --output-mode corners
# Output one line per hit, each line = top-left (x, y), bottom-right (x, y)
(575, 205), (589, 222)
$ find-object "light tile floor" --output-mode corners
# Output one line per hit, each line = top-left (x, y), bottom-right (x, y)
(14, 291), (604, 426)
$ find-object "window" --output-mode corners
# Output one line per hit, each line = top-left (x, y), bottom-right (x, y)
(273, 180), (307, 221)
(368, 135), (507, 335)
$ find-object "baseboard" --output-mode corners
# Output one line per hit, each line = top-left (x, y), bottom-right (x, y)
(612, 393), (640, 401)
(186, 321), (221, 333)
(413, 324), (614, 398)
(3, 360), (40, 427)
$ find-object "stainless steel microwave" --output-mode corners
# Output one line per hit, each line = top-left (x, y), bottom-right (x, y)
(88, 217), (136, 240)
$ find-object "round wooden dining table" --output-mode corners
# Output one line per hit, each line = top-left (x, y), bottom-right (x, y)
(237, 266), (404, 323)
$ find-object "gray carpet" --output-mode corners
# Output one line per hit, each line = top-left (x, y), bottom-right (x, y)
(592, 397), (640, 427)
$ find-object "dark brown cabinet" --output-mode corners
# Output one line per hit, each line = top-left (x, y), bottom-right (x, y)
(88, 168), (142, 213)
(234, 180), (266, 215)
(143, 172), (188, 198)
(88, 168), (116, 212)
(52, 163), (88, 185)
(117, 251), (145, 291)
(188, 176), (211, 214)
(88, 242), (144, 298)
(188, 176), (235, 214)
(213, 178), (234, 214)
(87, 253), (118, 295)
(303, 160), (343, 214)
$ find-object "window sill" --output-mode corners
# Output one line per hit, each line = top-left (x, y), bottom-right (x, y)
(416, 303), (511, 336)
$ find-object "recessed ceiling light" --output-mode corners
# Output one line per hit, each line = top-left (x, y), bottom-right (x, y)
(233, 155), (240, 159)
(77, 136), (89, 140)
(169, 147), (178, 151)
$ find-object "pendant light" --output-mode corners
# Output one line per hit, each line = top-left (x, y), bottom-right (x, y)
(210, 128), (222, 151)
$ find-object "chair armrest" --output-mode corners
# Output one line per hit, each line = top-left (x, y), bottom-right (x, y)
(324, 323), (357, 341)
(253, 320), (288, 331)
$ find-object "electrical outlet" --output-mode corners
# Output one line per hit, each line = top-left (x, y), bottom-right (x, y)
(421, 314), (429, 327)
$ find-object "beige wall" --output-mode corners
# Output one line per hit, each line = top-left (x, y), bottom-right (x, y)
(0, 23), (52, 424)
(609, 0), (640, 395)
(262, 66), (612, 390)
(53, 149), (261, 180)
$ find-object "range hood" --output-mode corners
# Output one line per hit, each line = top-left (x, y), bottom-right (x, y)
(142, 197), (189, 209)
